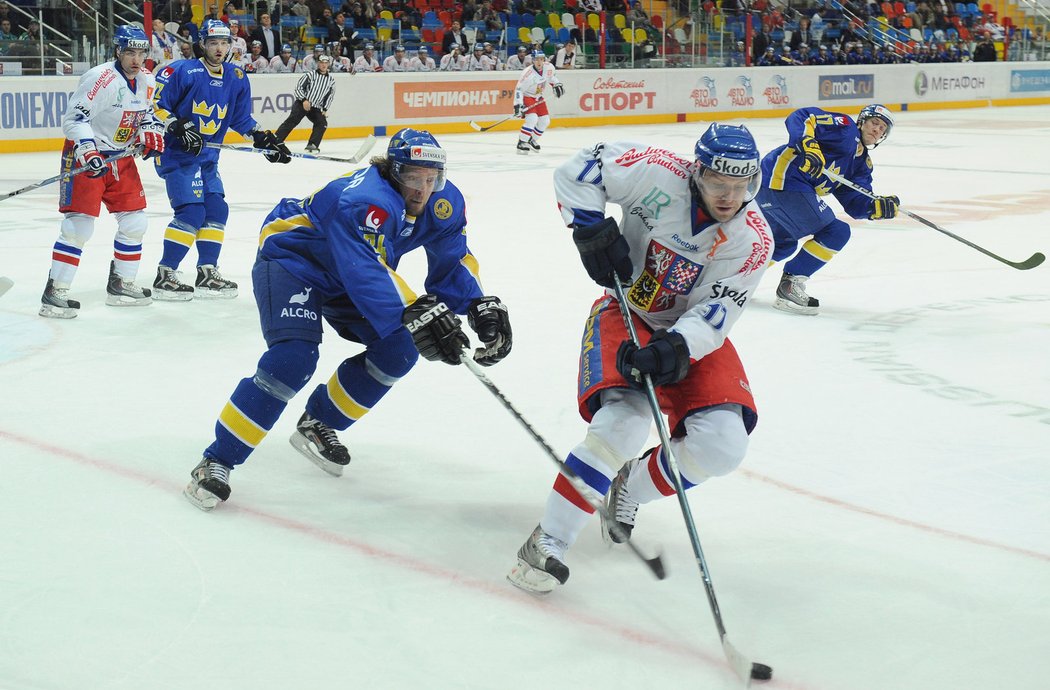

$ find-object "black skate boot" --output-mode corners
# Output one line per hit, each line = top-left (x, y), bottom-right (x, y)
(39, 278), (80, 319)
(184, 458), (232, 511)
(289, 412), (352, 476)
(106, 261), (152, 307)
(153, 265), (194, 301)
(601, 457), (641, 544)
(527, 137), (541, 151)
(773, 273), (820, 315)
(506, 524), (570, 594)
(195, 264), (238, 299)
(516, 140), (530, 155)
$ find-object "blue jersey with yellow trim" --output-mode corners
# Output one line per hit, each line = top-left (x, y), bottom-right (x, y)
(760, 107), (875, 219)
(152, 58), (257, 172)
(258, 166), (484, 339)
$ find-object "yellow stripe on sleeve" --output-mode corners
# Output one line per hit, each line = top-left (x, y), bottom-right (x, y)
(769, 149), (796, 191)
(460, 252), (481, 285)
(218, 402), (268, 448)
(259, 213), (313, 247)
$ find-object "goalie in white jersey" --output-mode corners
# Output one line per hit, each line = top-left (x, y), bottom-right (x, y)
(39, 25), (165, 318)
(508, 124), (773, 594)
(512, 51), (563, 154)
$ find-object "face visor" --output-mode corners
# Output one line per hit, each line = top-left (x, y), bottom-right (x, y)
(391, 144), (447, 193)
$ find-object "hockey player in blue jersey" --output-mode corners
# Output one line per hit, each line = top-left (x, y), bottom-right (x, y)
(149, 18), (290, 301)
(183, 129), (513, 511)
(756, 104), (898, 315)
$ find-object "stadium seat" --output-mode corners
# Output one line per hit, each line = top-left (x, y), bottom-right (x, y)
(549, 13), (562, 29)
(562, 12), (575, 29)
(614, 13), (626, 29)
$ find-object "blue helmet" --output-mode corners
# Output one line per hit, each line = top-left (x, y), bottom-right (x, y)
(113, 25), (149, 52)
(531, 49), (545, 60)
(200, 19), (232, 43)
(387, 128), (447, 192)
(857, 103), (894, 147)
(693, 123), (762, 200)
(281, 43), (292, 53)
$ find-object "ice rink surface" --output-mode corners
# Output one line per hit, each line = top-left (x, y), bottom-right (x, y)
(1, 105), (1048, 690)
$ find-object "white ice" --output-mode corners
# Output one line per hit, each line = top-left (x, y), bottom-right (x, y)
(1, 106), (1048, 690)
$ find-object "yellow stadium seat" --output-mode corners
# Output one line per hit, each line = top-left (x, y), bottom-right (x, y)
(549, 13), (562, 29)
(587, 13), (600, 30)
(614, 13), (626, 29)
(518, 26), (533, 44)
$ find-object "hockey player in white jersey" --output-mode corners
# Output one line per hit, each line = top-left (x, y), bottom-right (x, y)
(352, 42), (381, 73)
(439, 43), (467, 71)
(39, 25), (165, 318)
(301, 44), (326, 72)
(512, 51), (563, 154)
(408, 45), (436, 71)
(467, 43), (498, 70)
(508, 124), (772, 594)
(242, 40), (270, 72)
(506, 44), (532, 70)
(269, 44), (299, 73)
(382, 44), (410, 71)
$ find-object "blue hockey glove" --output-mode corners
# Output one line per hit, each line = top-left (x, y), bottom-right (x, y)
(403, 294), (470, 365)
(467, 296), (512, 366)
(572, 217), (634, 289)
(616, 330), (691, 389)
(251, 129), (292, 164)
(168, 117), (203, 156)
(796, 135), (825, 179)
(869, 195), (900, 220)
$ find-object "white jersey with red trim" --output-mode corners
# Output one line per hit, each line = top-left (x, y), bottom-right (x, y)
(269, 55), (299, 73)
(554, 141), (773, 361)
(63, 61), (158, 153)
(514, 61), (561, 104)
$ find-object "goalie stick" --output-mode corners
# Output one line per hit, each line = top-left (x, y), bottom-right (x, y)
(611, 278), (773, 687)
(823, 169), (1045, 271)
(1, 148), (141, 202)
(468, 102), (544, 132)
(459, 353), (666, 581)
(204, 135), (377, 165)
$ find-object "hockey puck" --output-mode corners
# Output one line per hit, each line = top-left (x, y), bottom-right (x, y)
(750, 663), (773, 682)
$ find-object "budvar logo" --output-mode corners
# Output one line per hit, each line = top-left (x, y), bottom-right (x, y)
(365, 205), (388, 230)
(690, 76), (718, 108)
(580, 77), (655, 112)
(728, 76), (754, 106)
(763, 75), (789, 105)
(818, 74), (874, 100)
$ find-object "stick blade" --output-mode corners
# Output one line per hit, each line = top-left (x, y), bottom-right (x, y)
(1013, 252), (1046, 270)
(350, 135), (377, 163)
(722, 636), (773, 687)
(468, 120), (485, 132)
(0, 277), (12, 299)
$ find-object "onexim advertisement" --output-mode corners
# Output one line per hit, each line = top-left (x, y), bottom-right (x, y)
(2, 61), (1048, 149)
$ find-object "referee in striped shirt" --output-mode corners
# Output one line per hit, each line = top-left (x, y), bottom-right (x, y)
(275, 54), (336, 152)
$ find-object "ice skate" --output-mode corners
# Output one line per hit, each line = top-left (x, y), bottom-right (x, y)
(183, 457), (232, 511)
(507, 524), (570, 594)
(195, 264), (238, 299)
(305, 143), (319, 153)
(773, 273), (819, 315)
(105, 261), (152, 306)
(39, 278), (80, 319)
(516, 140), (530, 155)
(527, 137), (541, 151)
(289, 412), (351, 476)
(601, 458), (640, 544)
(152, 265), (194, 301)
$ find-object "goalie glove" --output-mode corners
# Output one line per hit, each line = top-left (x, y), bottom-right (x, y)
(797, 135), (825, 180)
(467, 296), (512, 366)
(572, 217), (634, 288)
(73, 140), (107, 178)
(615, 330), (691, 389)
(251, 129), (292, 164)
(168, 117), (203, 156)
(869, 194), (900, 220)
(403, 295), (470, 365)
(553, 83), (565, 98)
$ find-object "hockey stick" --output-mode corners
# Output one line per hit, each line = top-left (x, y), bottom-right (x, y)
(204, 134), (377, 165)
(1, 148), (141, 202)
(0, 277), (12, 299)
(458, 353), (666, 581)
(823, 169), (1045, 271)
(468, 101), (543, 132)
(611, 279), (773, 686)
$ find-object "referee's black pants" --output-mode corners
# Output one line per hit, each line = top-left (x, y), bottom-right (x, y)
(275, 100), (328, 149)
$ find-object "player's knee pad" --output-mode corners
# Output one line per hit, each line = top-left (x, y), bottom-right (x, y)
(587, 388), (654, 462)
(523, 112), (539, 128)
(535, 114), (550, 133)
(172, 203), (207, 231)
(113, 210), (148, 243)
(254, 340), (319, 400)
(365, 328), (419, 382)
(813, 218), (852, 252)
(677, 405), (749, 480)
(59, 213), (95, 248)
(203, 193), (230, 226)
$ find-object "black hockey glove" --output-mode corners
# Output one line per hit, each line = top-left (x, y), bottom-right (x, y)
(467, 296), (512, 366)
(553, 83), (565, 98)
(616, 330), (691, 389)
(572, 217), (634, 288)
(168, 117), (203, 156)
(869, 194), (900, 220)
(796, 135), (825, 180)
(251, 129), (292, 164)
(514, 103), (525, 118)
(402, 294), (470, 366)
